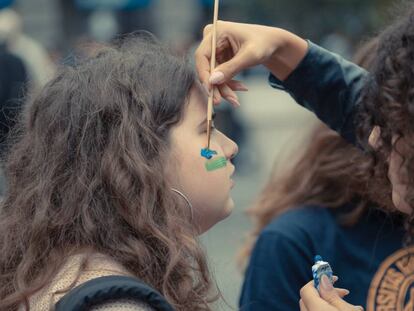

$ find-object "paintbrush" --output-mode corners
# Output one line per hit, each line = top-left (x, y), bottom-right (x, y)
(206, 0), (219, 149)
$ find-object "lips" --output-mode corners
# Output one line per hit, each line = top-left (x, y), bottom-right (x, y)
(229, 164), (236, 178)
(229, 164), (236, 188)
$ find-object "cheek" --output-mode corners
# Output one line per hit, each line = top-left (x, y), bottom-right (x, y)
(391, 185), (412, 214)
(388, 150), (404, 186)
(388, 152), (413, 214)
(174, 142), (233, 231)
(181, 148), (231, 204)
(175, 131), (230, 190)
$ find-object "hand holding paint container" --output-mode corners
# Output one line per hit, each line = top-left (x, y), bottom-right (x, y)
(312, 255), (334, 290)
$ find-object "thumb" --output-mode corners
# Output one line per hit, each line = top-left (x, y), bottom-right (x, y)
(209, 47), (257, 85)
(319, 275), (363, 311)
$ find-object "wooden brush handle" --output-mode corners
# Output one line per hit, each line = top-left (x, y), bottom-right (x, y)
(206, 0), (219, 148)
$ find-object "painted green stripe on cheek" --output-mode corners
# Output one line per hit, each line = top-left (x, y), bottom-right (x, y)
(205, 156), (227, 172)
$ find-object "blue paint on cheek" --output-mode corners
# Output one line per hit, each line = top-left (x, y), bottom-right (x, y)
(200, 148), (217, 159)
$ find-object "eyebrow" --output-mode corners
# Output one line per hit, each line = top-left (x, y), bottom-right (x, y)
(199, 112), (217, 128)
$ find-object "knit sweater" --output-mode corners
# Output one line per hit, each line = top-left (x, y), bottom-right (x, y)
(26, 253), (154, 311)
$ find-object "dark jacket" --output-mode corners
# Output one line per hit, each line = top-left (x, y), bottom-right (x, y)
(0, 45), (27, 153)
(240, 41), (413, 311)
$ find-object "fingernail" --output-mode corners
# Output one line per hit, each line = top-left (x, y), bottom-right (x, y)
(321, 275), (334, 292)
(210, 71), (225, 84)
(356, 306), (364, 311)
(234, 83), (249, 91)
(227, 96), (240, 107)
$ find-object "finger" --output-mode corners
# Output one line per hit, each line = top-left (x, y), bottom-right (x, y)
(210, 47), (258, 85)
(218, 84), (240, 107)
(195, 32), (213, 87)
(216, 37), (232, 62)
(212, 87), (222, 105)
(300, 281), (335, 310)
(299, 299), (309, 311)
(335, 288), (350, 298)
(203, 24), (213, 37)
(196, 29), (232, 89)
(319, 275), (359, 311)
(227, 80), (249, 91)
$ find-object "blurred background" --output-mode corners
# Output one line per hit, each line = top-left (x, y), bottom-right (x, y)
(0, 0), (397, 309)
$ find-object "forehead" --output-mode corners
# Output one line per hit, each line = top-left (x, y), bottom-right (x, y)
(185, 84), (208, 120)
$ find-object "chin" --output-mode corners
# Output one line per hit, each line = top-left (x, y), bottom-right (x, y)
(196, 199), (235, 234)
(222, 197), (235, 217)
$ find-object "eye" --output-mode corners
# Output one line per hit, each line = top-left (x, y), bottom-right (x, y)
(210, 121), (216, 131)
(202, 121), (216, 133)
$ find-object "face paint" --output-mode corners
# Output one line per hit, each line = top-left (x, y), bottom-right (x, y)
(201, 148), (217, 159)
(205, 156), (227, 172)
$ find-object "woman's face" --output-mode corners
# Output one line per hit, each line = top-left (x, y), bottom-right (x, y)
(167, 84), (238, 234)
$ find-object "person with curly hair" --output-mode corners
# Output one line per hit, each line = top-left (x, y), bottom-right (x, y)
(0, 33), (240, 311)
(195, 4), (414, 311)
(237, 37), (407, 311)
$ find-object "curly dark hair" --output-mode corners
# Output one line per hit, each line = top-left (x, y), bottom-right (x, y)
(0, 33), (217, 310)
(357, 5), (414, 244)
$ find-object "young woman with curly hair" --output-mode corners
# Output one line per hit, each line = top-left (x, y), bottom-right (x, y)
(237, 38), (407, 311)
(0, 33), (239, 311)
(195, 3), (414, 311)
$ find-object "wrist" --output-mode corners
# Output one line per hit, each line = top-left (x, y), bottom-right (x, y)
(264, 29), (308, 81)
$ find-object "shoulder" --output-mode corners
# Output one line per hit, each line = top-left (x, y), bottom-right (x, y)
(245, 206), (337, 279)
(90, 299), (155, 311)
(261, 205), (336, 242)
(0, 49), (25, 68)
(248, 206), (332, 264)
(249, 205), (341, 266)
(30, 253), (154, 310)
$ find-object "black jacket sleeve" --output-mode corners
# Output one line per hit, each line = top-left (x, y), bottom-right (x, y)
(268, 41), (369, 145)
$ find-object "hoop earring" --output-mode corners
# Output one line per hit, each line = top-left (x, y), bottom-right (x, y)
(171, 188), (194, 221)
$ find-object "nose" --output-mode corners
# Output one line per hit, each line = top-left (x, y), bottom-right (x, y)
(222, 135), (238, 160)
